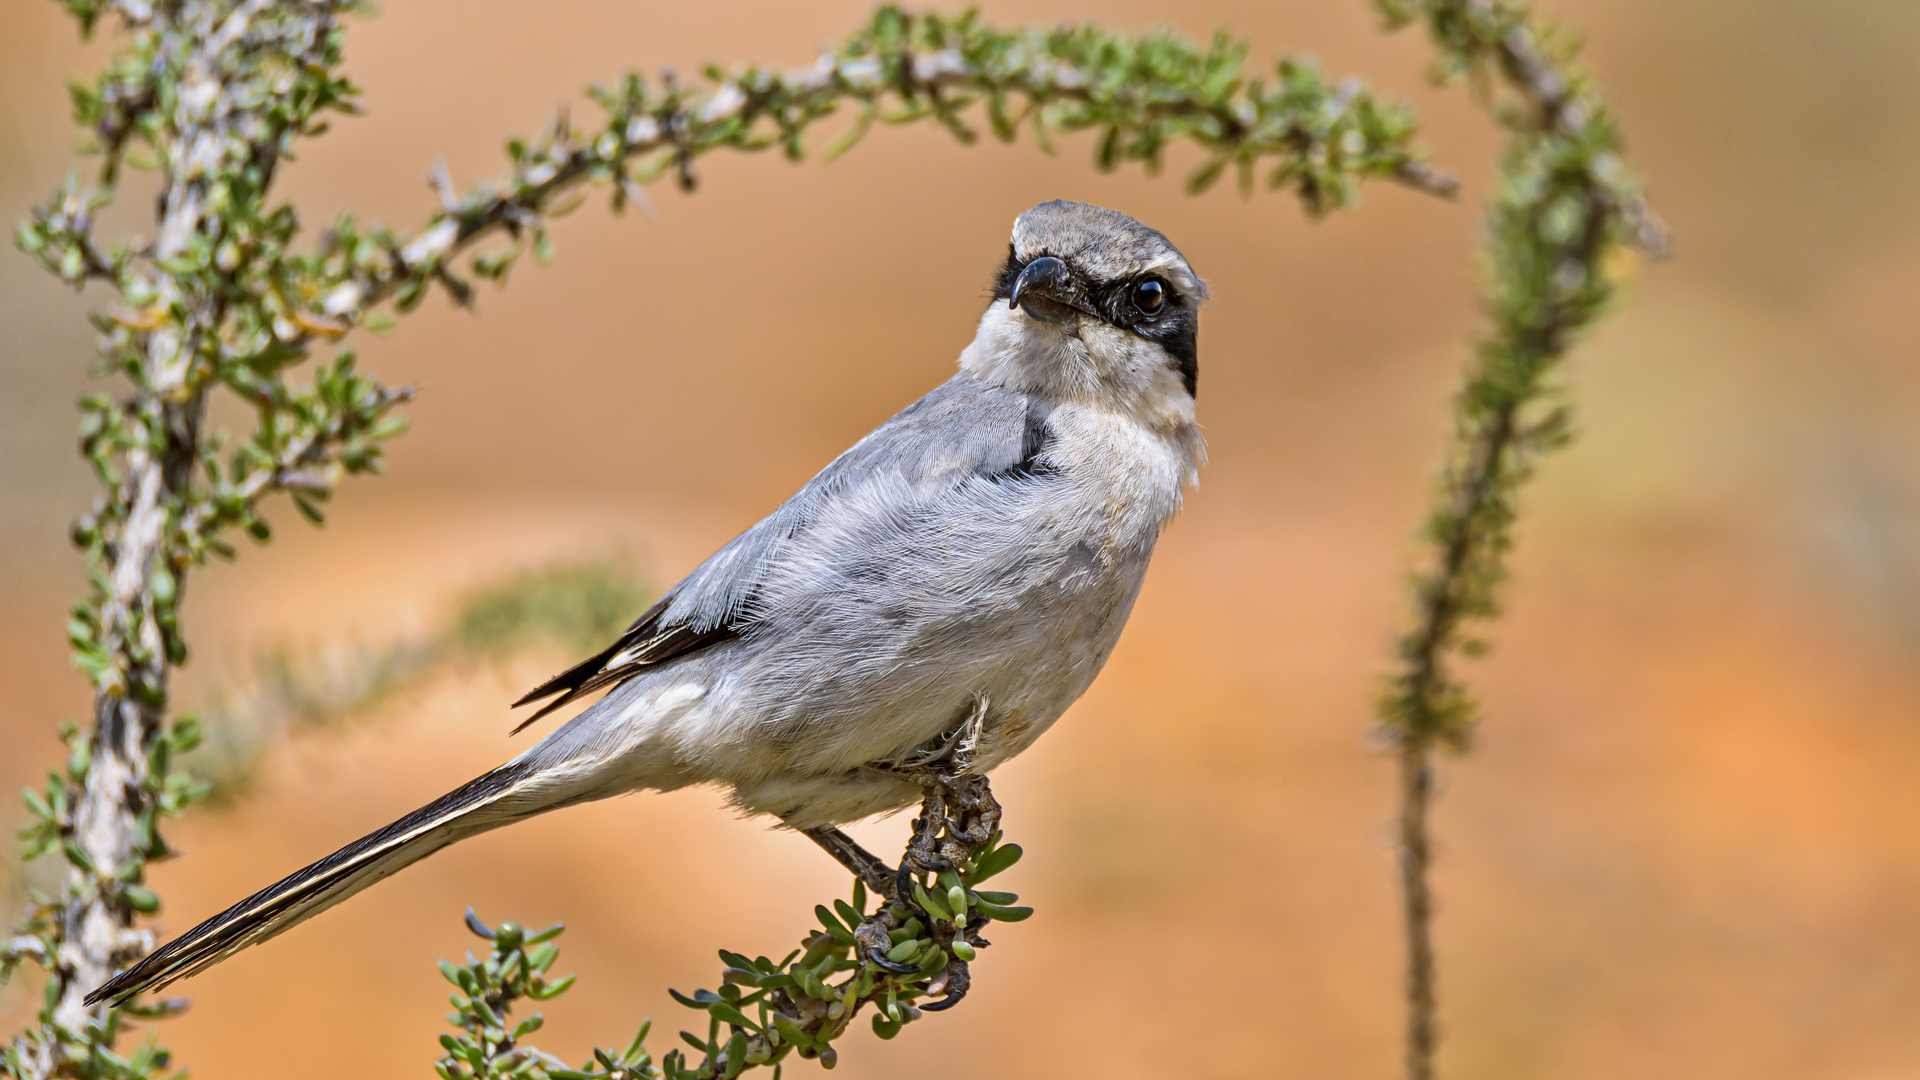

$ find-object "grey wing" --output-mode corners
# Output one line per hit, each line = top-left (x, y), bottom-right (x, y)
(511, 371), (1049, 729)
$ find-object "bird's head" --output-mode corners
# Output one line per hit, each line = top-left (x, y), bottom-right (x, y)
(959, 200), (1207, 425)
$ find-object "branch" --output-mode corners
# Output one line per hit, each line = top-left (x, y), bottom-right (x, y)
(285, 7), (1456, 346)
(1492, 23), (1668, 256)
(7, 4), (361, 1078)
(1370, 2), (1666, 1078)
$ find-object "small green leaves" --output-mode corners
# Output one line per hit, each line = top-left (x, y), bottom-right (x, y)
(432, 912), (584, 1080)
(815, 904), (848, 936)
(1364, 4), (1660, 1075)
(1375, 0), (1657, 754)
(220, 5), (1449, 355)
(464, 908), (496, 939)
(635, 783), (1021, 1077)
(909, 879), (949, 922)
(969, 896), (1034, 922)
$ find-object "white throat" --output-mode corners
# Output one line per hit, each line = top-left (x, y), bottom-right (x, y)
(958, 304), (1197, 434)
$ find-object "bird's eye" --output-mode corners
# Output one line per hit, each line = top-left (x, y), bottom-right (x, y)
(1131, 277), (1167, 316)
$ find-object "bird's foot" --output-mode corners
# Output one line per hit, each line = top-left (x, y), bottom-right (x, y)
(903, 772), (1002, 874)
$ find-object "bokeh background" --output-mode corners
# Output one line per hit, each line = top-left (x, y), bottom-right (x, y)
(6, 1), (1920, 1077)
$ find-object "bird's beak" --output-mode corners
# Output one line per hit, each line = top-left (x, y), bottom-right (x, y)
(1008, 256), (1086, 324)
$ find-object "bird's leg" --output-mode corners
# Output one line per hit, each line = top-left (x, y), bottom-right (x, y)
(906, 771), (1000, 871)
(901, 783), (953, 883)
(894, 773), (1001, 1013)
(794, 824), (900, 904)
(936, 772), (1001, 853)
(845, 718), (1003, 1011)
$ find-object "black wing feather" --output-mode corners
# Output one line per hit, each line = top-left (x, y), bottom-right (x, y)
(509, 594), (742, 733)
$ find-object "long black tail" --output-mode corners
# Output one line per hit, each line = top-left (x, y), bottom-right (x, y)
(89, 760), (546, 1005)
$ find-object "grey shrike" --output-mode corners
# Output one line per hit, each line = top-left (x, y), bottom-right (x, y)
(93, 199), (1208, 1003)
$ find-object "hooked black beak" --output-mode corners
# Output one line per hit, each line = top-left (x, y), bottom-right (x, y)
(1007, 256), (1084, 324)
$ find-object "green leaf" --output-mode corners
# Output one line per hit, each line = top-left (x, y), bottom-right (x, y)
(1186, 156), (1229, 195)
(971, 842), (1023, 882)
(771, 1014), (812, 1051)
(833, 898), (864, 929)
(911, 879), (951, 921)
(530, 973), (576, 999)
(622, 1018), (654, 1063)
(814, 904), (846, 935)
(708, 1002), (757, 1031)
(291, 494), (326, 526)
(969, 897), (1034, 922)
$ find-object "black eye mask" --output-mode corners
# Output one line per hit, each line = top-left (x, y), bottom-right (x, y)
(991, 245), (1199, 398)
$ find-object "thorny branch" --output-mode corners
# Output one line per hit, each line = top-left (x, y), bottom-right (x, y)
(285, 7), (1462, 360)
(1371, 2), (1665, 1079)
(6, 3), (396, 1078)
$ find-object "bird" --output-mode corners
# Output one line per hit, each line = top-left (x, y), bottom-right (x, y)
(90, 198), (1208, 1005)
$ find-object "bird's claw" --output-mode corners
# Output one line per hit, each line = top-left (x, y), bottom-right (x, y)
(920, 959), (970, 1010)
(920, 985), (967, 1011)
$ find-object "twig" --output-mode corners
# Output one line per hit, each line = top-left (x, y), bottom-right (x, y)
(1493, 23), (1668, 256)
(1398, 739), (1438, 1080)
(278, 9), (1460, 353)
(1373, 2), (1665, 1078)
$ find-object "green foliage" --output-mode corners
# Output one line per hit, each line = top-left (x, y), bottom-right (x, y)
(432, 914), (584, 1080)
(1374, 0), (1660, 751)
(451, 561), (652, 660)
(1365, 3), (1662, 1078)
(17, 0), (404, 710)
(435, 831), (1028, 1079)
(2, 716), (204, 1080)
(651, 831), (1027, 1078)
(258, 6), (1455, 344)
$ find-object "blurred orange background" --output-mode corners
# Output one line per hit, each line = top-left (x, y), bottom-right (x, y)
(6, 1), (1920, 1077)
